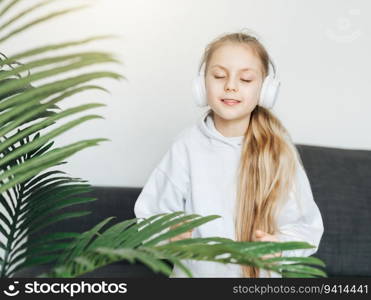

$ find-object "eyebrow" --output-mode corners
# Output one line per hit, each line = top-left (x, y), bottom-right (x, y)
(210, 64), (258, 74)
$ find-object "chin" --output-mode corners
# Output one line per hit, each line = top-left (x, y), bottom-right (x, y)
(212, 109), (244, 121)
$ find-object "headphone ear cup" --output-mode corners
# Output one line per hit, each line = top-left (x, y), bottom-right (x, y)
(192, 74), (208, 107)
(259, 75), (280, 109)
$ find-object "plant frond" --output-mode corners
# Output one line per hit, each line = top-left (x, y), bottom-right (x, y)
(0, 0), (57, 32)
(41, 213), (327, 278)
(0, 36), (116, 66)
(0, 0), (21, 19)
(0, 5), (89, 44)
(0, 138), (108, 195)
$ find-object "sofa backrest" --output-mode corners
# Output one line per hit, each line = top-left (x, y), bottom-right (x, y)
(296, 144), (371, 277)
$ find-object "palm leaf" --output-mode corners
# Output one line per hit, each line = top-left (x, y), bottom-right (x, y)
(0, 138), (109, 195)
(0, 0), (20, 18)
(0, 85), (107, 133)
(0, 36), (116, 67)
(0, 71), (122, 108)
(41, 213), (327, 278)
(0, 4), (88, 44)
(0, 52), (34, 100)
(0, 0), (122, 278)
(0, 131), (100, 277)
(0, 0), (58, 32)
(151, 236), (325, 277)
(0, 52), (119, 82)
(0, 106), (106, 166)
(0, 61), (121, 100)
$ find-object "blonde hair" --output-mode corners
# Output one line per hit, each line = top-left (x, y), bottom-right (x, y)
(198, 30), (302, 277)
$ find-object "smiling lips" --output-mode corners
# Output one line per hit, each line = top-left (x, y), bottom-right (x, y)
(221, 98), (241, 106)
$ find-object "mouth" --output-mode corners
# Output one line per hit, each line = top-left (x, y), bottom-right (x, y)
(220, 98), (241, 106)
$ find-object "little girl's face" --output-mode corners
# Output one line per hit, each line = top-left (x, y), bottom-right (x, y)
(205, 43), (264, 121)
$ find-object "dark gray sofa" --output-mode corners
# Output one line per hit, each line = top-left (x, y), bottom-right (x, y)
(14, 144), (371, 278)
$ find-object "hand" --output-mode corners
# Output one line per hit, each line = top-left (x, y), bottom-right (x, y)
(254, 229), (282, 259)
(169, 221), (193, 242)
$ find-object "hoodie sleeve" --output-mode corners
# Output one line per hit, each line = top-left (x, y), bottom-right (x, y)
(134, 138), (190, 220)
(275, 162), (324, 257)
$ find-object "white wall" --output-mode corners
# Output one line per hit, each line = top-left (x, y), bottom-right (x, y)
(2, 0), (370, 188)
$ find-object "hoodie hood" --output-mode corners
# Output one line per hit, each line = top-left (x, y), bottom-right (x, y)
(197, 109), (244, 149)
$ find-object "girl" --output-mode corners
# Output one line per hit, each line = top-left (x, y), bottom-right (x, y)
(134, 31), (324, 278)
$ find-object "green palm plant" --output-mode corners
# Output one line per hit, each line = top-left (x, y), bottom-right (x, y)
(0, 0), (327, 278)
(41, 212), (326, 278)
(0, 0), (121, 278)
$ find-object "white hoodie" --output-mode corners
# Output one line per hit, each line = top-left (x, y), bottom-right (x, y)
(134, 109), (324, 278)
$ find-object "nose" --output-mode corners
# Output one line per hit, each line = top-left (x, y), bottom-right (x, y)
(225, 78), (238, 92)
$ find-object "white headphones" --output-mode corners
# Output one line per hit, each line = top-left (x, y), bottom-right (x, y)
(192, 59), (280, 109)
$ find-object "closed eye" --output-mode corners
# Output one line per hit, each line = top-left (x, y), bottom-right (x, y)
(214, 76), (252, 83)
